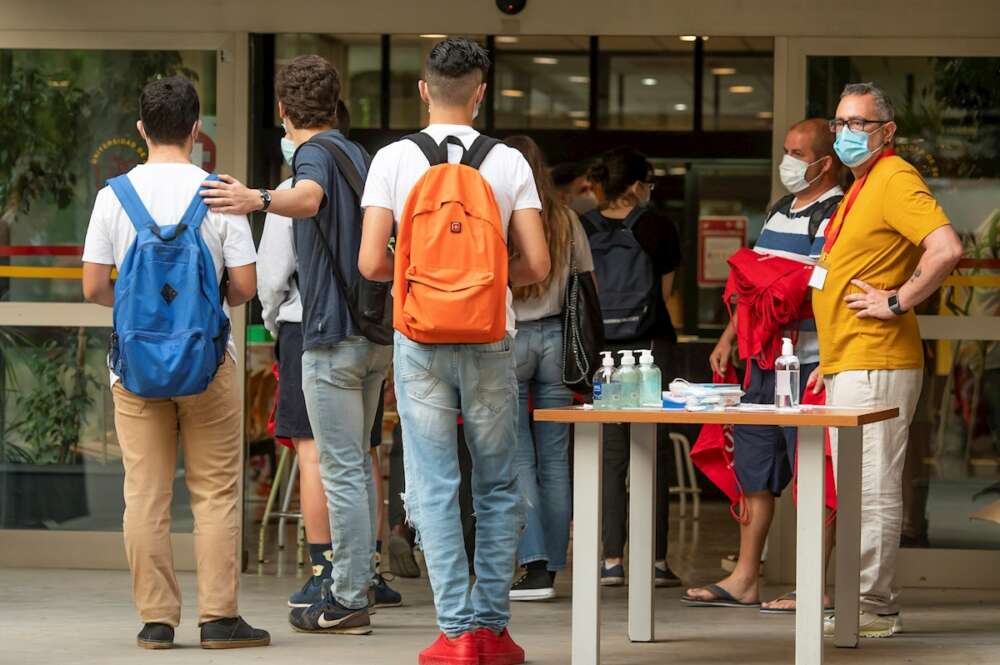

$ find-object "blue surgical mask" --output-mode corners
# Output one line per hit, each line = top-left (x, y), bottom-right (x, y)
(834, 126), (878, 168)
(281, 137), (295, 166)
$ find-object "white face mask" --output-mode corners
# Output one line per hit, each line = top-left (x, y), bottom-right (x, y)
(779, 154), (824, 194)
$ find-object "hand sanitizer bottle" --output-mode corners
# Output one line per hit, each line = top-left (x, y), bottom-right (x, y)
(593, 351), (618, 410)
(774, 337), (800, 409)
(638, 349), (662, 407)
(616, 350), (640, 408)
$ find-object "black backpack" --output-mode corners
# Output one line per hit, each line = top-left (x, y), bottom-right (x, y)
(300, 137), (394, 346)
(580, 208), (657, 341)
(763, 193), (844, 245)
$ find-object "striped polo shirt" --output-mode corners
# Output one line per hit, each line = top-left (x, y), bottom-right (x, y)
(752, 185), (843, 365)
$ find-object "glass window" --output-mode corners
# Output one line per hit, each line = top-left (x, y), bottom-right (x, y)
(702, 53), (773, 130)
(275, 34), (382, 129)
(808, 55), (1000, 550)
(599, 39), (695, 130)
(0, 49), (216, 304)
(390, 35), (486, 129)
(494, 36), (589, 129)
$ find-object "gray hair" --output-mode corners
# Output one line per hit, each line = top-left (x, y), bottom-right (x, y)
(840, 82), (895, 121)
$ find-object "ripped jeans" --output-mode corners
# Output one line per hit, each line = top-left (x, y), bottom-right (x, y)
(393, 332), (523, 637)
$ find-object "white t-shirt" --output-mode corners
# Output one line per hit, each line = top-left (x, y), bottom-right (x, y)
(82, 163), (257, 383)
(256, 179), (301, 336)
(360, 124), (542, 336)
(513, 212), (594, 323)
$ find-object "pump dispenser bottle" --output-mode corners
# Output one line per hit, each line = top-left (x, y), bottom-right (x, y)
(616, 350), (640, 408)
(593, 351), (618, 410)
(774, 337), (801, 409)
(638, 349), (662, 407)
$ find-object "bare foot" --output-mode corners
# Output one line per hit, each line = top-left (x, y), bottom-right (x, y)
(683, 574), (759, 605)
(761, 591), (832, 611)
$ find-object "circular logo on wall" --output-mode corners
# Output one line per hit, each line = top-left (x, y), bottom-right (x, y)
(90, 137), (147, 187)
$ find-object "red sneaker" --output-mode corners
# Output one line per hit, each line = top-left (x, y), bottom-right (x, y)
(474, 627), (525, 665)
(419, 632), (478, 665)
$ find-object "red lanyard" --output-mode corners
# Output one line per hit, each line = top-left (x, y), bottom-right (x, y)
(821, 149), (894, 256)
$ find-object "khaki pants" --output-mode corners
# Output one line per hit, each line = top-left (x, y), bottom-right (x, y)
(827, 368), (922, 615)
(113, 357), (241, 626)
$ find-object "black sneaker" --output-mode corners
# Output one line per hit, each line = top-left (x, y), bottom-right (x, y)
(289, 590), (372, 635)
(655, 565), (682, 588)
(600, 563), (626, 587)
(510, 567), (556, 601)
(372, 572), (403, 608)
(199, 616), (270, 649)
(288, 571), (330, 608)
(136, 623), (174, 649)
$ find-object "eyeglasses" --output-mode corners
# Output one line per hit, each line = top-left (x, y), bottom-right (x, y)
(643, 180), (657, 191)
(829, 118), (889, 133)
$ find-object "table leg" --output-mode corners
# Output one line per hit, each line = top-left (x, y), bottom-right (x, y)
(628, 423), (656, 643)
(834, 426), (862, 648)
(573, 423), (603, 665)
(796, 426), (826, 665)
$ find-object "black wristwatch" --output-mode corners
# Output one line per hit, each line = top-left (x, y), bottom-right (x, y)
(259, 188), (271, 211)
(888, 293), (907, 316)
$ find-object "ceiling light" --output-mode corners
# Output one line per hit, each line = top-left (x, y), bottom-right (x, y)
(652, 168), (667, 177)
(641, 77), (658, 86)
(679, 35), (698, 42)
(669, 166), (688, 176)
(501, 89), (525, 98)
(568, 75), (589, 84)
(533, 56), (559, 65)
(711, 67), (736, 76)
(419, 34), (447, 39)
(496, 36), (519, 44)
(573, 119), (590, 128)
(569, 110), (588, 118)
(729, 85), (754, 94)
(673, 103), (688, 111)
(756, 111), (774, 119)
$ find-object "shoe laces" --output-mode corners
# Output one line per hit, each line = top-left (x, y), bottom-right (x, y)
(511, 572), (530, 589)
(373, 571), (396, 588)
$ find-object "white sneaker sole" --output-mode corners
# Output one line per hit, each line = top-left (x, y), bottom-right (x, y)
(510, 588), (556, 601)
(600, 577), (625, 586)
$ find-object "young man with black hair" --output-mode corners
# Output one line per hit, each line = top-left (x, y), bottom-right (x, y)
(82, 75), (267, 650)
(201, 55), (400, 634)
(359, 38), (549, 665)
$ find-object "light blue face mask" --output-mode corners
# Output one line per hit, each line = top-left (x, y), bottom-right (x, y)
(281, 137), (295, 166)
(834, 126), (879, 168)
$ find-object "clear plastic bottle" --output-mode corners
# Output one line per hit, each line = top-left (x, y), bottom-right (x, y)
(638, 349), (662, 407)
(616, 350), (640, 408)
(593, 351), (619, 410)
(774, 337), (801, 409)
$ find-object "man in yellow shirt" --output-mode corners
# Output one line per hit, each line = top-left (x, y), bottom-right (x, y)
(811, 82), (963, 638)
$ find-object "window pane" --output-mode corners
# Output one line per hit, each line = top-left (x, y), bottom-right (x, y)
(599, 42), (694, 130)
(702, 54), (773, 130)
(275, 34), (382, 129)
(390, 35), (486, 129)
(494, 36), (589, 129)
(0, 49), (216, 303)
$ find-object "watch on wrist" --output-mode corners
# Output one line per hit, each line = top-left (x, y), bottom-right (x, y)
(259, 188), (271, 211)
(888, 293), (906, 316)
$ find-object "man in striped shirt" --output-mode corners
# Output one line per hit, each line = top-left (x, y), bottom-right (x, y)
(683, 119), (843, 610)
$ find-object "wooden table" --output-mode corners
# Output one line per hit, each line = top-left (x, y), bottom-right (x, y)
(533, 406), (899, 665)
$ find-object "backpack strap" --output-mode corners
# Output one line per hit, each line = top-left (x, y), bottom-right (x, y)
(620, 206), (646, 231)
(808, 194), (843, 243)
(106, 175), (156, 234)
(578, 209), (604, 236)
(180, 173), (219, 231)
(460, 135), (500, 170)
(306, 137), (366, 202)
(406, 132), (447, 166)
(764, 193), (795, 225)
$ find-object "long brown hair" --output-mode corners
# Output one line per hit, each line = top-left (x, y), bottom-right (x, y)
(504, 135), (573, 301)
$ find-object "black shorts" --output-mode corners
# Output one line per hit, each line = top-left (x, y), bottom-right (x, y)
(274, 323), (314, 440)
(732, 359), (819, 495)
(371, 383), (385, 448)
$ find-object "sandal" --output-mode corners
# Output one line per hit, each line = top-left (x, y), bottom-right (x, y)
(760, 591), (834, 614)
(680, 583), (761, 609)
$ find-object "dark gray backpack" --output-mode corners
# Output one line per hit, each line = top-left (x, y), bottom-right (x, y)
(580, 208), (657, 341)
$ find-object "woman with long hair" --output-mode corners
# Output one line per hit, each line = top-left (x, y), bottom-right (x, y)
(585, 146), (683, 588)
(503, 135), (595, 601)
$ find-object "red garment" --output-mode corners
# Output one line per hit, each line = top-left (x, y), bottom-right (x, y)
(690, 367), (745, 520)
(268, 361), (294, 450)
(792, 382), (837, 512)
(723, 247), (814, 370)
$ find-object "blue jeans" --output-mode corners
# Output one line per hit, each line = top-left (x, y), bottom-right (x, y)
(393, 332), (523, 637)
(302, 338), (392, 610)
(514, 318), (573, 571)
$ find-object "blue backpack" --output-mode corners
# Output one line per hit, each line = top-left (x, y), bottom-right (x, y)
(106, 174), (231, 398)
(580, 208), (657, 341)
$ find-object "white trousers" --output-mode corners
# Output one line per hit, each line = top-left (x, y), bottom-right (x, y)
(827, 368), (923, 615)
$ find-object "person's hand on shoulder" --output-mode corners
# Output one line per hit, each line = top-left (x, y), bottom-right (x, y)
(200, 175), (263, 215)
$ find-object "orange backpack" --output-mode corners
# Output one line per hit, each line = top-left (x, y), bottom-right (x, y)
(393, 133), (508, 344)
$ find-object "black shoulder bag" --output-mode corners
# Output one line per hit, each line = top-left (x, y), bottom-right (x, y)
(562, 222), (605, 395)
(303, 137), (393, 345)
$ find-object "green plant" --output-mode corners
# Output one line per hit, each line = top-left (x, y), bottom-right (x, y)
(3, 335), (98, 465)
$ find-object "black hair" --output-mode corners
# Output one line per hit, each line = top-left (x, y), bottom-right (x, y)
(588, 146), (652, 203)
(551, 162), (589, 189)
(139, 76), (200, 146)
(424, 38), (491, 106)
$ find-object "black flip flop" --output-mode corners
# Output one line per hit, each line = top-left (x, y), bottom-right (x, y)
(680, 583), (761, 609)
(759, 591), (834, 615)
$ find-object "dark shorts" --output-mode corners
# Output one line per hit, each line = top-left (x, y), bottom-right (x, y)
(371, 384), (385, 448)
(732, 359), (819, 495)
(274, 322), (314, 440)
